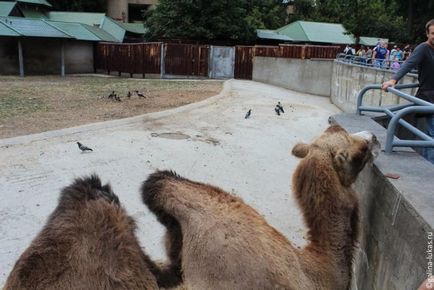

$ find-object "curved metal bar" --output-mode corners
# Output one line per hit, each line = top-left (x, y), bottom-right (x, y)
(385, 106), (434, 153)
(392, 83), (420, 90)
(356, 82), (433, 154)
(356, 83), (420, 115)
(387, 87), (433, 106)
(356, 84), (381, 114)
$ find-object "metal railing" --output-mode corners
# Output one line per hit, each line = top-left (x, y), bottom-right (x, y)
(335, 53), (417, 73)
(356, 83), (434, 153)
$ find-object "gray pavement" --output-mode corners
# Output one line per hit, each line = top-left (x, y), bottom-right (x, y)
(0, 79), (341, 285)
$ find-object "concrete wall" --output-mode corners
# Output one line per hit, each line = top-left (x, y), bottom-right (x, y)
(332, 114), (433, 290)
(0, 38), (94, 75)
(64, 41), (94, 74)
(251, 55), (432, 289)
(331, 61), (419, 112)
(252, 57), (333, 97)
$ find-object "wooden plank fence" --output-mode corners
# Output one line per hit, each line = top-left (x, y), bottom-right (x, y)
(95, 43), (340, 80)
(95, 42), (161, 76)
(164, 43), (209, 77)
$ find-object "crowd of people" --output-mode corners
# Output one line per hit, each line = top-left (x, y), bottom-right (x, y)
(343, 41), (413, 70)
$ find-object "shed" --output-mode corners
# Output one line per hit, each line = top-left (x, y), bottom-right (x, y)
(0, 16), (119, 75)
(276, 21), (355, 44)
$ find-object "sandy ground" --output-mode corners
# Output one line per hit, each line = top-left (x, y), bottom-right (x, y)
(0, 76), (222, 138)
(0, 80), (341, 286)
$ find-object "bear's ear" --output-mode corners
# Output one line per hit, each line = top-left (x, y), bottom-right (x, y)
(334, 148), (350, 167)
(292, 143), (310, 158)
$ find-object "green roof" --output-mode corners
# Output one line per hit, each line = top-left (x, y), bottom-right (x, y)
(0, 1), (16, 16)
(0, 16), (69, 37)
(101, 16), (125, 42)
(115, 21), (146, 34)
(83, 23), (119, 42)
(276, 21), (355, 44)
(46, 21), (102, 41)
(47, 11), (105, 27)
(0, 19), (20, 35)
(16, 0), (52, 7)
(359, 36), (388, 46)
(20, 7), (46, 18)
(256, 29), (293, 41)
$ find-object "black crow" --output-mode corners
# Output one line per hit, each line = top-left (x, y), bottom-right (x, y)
(245, 109), (252, 119)
(126, 91), (131, 98)
(108, 91), (116, 99)
(77, 142), (93, 152)
(277, 102), (285, 113)
(275, 106), (280, 115)
(135, 90), (145, 98)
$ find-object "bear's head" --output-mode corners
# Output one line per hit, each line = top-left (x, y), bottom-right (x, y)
(292, 125), (380, 187)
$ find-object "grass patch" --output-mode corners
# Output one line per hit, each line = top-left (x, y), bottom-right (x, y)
(0, 96), (48, 118)
(0, 75), (223, 138)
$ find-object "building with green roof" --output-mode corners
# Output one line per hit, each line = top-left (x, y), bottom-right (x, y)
(0, 0), (148, 76)
(0, 1), (146, 42)
(258, 20), (384, 47)
(276, 21), (355, 44)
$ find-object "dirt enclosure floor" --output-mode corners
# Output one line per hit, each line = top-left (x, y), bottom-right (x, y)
(0, 76), (223, 139)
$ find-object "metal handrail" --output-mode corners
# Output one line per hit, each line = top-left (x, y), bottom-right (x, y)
(356, 83), (434, 153)
(335, 53), (418, 73)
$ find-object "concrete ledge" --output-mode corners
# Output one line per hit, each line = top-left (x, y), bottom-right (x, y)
(331, 113), (433, 290)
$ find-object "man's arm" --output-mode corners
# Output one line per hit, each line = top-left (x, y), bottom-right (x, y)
(382, 43), (425, 90)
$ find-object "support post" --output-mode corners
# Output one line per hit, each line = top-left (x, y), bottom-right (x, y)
(18, 39), (24, 77)
(208, 45), (213, 79)
(160, 43), (165, 79)
(61, 41), (65, 77)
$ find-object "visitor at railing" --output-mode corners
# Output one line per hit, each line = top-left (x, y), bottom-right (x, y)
(373, 41), (389, 68)
(335, 53), (416, 73)
(382, 19), (434, 164)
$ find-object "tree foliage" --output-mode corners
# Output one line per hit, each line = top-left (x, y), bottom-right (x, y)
(144, 0), (287, 42)
(290, 0), (433, 44)
(48, 0), (433, 44)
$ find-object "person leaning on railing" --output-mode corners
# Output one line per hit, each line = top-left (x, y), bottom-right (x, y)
(382, 19), (434, 164)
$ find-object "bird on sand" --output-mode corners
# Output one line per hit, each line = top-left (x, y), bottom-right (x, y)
(108, 91), (116, 99)
(135, 90), (145, 98)
(277, 102), (285, 113)
(275, 106), (281, 115)
(77, 142), (93, 152)
(126, 91), (132, 98)
(245, 109), (252, 119)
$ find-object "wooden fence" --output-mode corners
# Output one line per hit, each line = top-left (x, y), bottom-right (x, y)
(95, 43), (340, 80)
(234, 44), (341, 79)
(164, 43), (209, 77)
(95, 42), (161, 76)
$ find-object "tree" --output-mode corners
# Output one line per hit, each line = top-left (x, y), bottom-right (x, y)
(340, 0), (407, 44)
(290, 0), (409, 44)
(394, 0), (434, 43)
(50, 0), (107, 12)
(144, 0), (287, 42)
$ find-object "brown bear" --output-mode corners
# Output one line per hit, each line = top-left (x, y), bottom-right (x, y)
(141, 125), (380, 290)
(4, 175), (181, 290)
